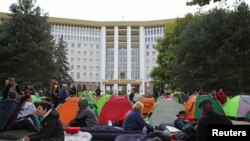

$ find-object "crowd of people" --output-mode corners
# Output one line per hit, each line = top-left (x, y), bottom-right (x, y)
(0, 78), (234, 141)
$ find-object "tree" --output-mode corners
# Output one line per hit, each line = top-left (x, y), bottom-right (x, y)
(0, 0), (56, 86)
(152, 2), (250, 94)
(186, 0), (224, 6)
(54, 35), (73, 85)
(151, 14), (194, 91)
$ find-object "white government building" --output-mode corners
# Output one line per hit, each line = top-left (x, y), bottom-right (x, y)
(0, 12), (173, 95)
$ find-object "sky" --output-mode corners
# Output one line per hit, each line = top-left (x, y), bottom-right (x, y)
(0, 0), (250, 21)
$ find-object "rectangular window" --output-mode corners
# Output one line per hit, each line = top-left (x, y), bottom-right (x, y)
(71, 43), (74, 48)
(152, 51), (155, 56)
(146, 52), (149, 56)
(77, 72), (80, 79)
(70, 72), (74, 78)
(78, 43), (81, 48)
(83, 66), (87, 70)
(77, 65), (80, 70)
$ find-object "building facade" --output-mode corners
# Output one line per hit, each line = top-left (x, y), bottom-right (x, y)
(0, 12), (173, 95)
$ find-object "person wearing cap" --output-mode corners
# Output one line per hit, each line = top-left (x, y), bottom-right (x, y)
(196, 99), (232, 141)
(174, 110), (188, 130)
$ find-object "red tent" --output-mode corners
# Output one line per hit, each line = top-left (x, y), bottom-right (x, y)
(98, 95), (132, 125)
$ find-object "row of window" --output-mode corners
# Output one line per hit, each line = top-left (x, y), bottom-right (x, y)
(70, 58), (99, 62)
(146, 51), (156, 56)
(53, 35), (100, 43)
(105, 75), (140, 80)
(52, 25), (100, 35)
(70, 50), (99, 56)
(144, 27), (164, 36)
(71, 65), (100, 70)
(145, 37), (161, 43)
(68, 43), (99, 49)
(71, 72), (100, 80)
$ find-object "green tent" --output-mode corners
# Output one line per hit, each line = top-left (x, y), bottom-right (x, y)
(96, 94), (111, 115)
(31, 95), (42, 103)
(84, 98), (98, 116)
(245, 111), (250, 122)
(223, 95), (250, 118)
(194, 95), (225, 119)
(78, 92), (97, 104)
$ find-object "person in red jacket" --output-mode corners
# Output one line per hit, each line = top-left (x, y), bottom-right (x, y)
(215, 88), (227, 105)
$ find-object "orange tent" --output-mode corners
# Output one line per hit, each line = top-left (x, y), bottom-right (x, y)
(140, 97), (155, 117)
(56, 97), (80, 126)
(183, 95), (196, 119)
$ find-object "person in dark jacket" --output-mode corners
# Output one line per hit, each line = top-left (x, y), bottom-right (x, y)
(174, 110), (188, 130)
(69, 99), (98, 127)
(1, 79), (10, 100)
(123, 101), (154, 132)
(69, 84), (76, 96)
(196, 99), (232, 141)
(24, 101), (64, 141)
(0, 92), (19, 131)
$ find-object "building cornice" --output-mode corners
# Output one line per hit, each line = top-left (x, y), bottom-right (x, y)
(0, 12), (175, 27)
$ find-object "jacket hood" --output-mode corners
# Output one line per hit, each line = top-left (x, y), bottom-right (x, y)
(78, 99), (89, 109)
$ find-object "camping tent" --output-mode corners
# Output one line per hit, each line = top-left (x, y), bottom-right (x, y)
(56, 97), (80, 125)
(150, 98), (184, 126)
(184, 95), (225, 119)
(96, 94), (111, 115)
(140, 97), (155, 117)
(223, 95), (250, 119)
(98, 95), (132, 125)
(31, 95), (42, 103)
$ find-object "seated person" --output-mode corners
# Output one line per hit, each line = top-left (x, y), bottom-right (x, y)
(0, 92), (19, 131)
(23, 101), (64, 141)
(11, 94), (38, 132)
(196, 99), (232, 141)
(69, 99), (99, 127)
(17, 94), (37, 125)
(174, 110), (188, 130)
(122, 101), (153, 132)
(174, 110), (196, 141)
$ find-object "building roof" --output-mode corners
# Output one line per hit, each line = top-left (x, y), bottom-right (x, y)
(0, 12), (175, 27)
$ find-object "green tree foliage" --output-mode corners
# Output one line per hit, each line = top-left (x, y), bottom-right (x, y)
(186, 0), (223, 6)
(150, 14), (194, 91)
(0, 0), (56, 86)
(152, 2), (250, 94)
(54, 35), (73, 85)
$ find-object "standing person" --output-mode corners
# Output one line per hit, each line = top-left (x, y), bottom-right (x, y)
(153, 86), (159, 100)
(69, 84), (76, 96)
(58, 84), (68, 104)
(216, 88), (227, 105)
(50, 76), (59, 108)
(1, 79), (10, 100)
(23, 101), (64, 141)
(122, 101), (154, 132)
(69, 99), (99, 127)
(196, 99), (232, 141)
(129, 89), (135, 102)
(133, 90), (143, 103)
(8, 78), (21, 95)
(24, 84), (36, 95)
(95, 86), (101, 97)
